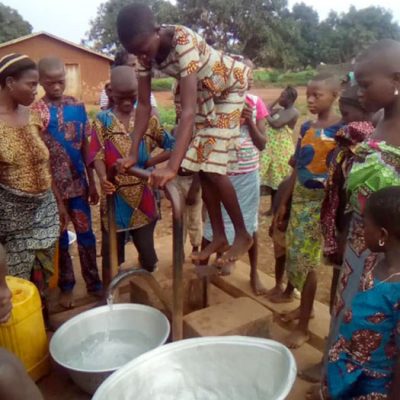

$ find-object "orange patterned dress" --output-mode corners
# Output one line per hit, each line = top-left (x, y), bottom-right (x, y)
(139, 25), (249, 174)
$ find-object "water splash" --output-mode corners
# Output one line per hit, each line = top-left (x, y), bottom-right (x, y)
(65, 330), (153, 371)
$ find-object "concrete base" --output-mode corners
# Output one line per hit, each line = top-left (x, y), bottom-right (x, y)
(183, 297), (273, 339)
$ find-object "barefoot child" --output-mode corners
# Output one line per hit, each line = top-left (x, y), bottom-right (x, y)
(266, 177), (294, 302)
(89, 66), (174, 273)
(117, 4), (252, 265)
(261, 86), (299, 215)
(33, 57), (102, 308)
(277, 73), (343, 348)
(202, 59), (268, 294)
(322, 187), (400, 399)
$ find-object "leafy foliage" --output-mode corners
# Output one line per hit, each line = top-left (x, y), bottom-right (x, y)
(85, 0), (400, 68)
(0, 3), (32, 44)
(83, 0), (179, 54)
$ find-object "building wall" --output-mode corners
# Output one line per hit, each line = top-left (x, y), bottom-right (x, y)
(0, 35), (111, 104)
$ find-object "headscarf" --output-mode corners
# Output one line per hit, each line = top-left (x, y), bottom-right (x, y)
(0, 53), (36, 86)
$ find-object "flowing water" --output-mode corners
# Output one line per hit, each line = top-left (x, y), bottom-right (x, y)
(105, 294), (114, 343)
(65, 329), (153, 371)
(66, 295), (153, 371)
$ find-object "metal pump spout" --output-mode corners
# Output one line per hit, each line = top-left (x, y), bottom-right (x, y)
(107, 268), (152, 302)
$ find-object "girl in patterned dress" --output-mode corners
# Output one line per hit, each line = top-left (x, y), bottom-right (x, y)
(260, 86), (299, 215)
(276, 73), (343, 348)
(321, 187), (400, 399)
(307, 39), (400, 400)
(117, 4), (252, 265)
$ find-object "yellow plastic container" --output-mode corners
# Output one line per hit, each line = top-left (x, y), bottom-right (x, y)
(0, 276), (50, 381)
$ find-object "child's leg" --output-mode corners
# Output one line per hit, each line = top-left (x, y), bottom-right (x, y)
(193, 172), (230, 261)
(130, 220), (158, 272)
(203, 172), (252, 264)
(249, 232), (267, 295)
(265, 188), (277, 216)
(68, 196), (102, 294)
(285, 270), (317, 348)
(269, 278), (296, 303)
(187, 191), (203, 254)
(57, 199), (75, 308)
(266, 255), (286, 298)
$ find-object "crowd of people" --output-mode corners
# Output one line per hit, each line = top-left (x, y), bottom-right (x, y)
(0, 2), (400, 399)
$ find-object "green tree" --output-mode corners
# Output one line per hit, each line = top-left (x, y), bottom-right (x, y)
(85, 0), (400, 69)
(318, 6), (400, 64)
(177, 0), (296, 67)
(289, 3), (320, 67)
(84, 0), (180, 54)
(0, 3), (32, 44)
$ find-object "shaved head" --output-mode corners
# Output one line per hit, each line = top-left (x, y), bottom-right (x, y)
(353, 39), (400, 113)
(110, 66), (138, 114)
(110, 65), (137, 92)
(38, 56), (64, 77)
(356, 39), (400, 74)
(310, 73), (341, 92)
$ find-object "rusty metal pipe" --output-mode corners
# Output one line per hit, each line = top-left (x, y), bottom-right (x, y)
(107, 166), (184, 341)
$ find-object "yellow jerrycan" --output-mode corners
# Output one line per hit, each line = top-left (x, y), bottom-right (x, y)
(0, 276), (50, 381)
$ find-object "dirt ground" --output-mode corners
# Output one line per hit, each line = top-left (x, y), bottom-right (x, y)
(85, 86), (332, 306)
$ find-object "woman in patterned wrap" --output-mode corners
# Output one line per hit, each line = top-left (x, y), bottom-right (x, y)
(0, 53), (62, 300)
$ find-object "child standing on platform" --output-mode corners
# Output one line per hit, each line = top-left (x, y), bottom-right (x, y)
(172, 80), (203, 256)
(277, 73), (343, 348)
(33, 57), (102, 309)
(117, 4), (252, 266)
(202, 59), (268, 295)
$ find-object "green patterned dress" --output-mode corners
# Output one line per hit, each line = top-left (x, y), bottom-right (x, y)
(260, 125), (295, 190)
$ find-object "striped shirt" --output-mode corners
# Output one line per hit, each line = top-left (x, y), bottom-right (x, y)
(233, 94), (268, 174)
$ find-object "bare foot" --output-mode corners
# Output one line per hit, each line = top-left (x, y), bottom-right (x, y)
(265, 285), (284, 298)
(280, 306), (300, 322)
(251, 274), (268, 296)
(286, 329), (310, 349)
(59, 291), (75, 309)
(306, 384), (322, 400)
(192, 238), (230, 263)
(280, 307), (315, 323)
(216, 233), (253, 265)
(269, 291), (295, 304)
(220, 261), (236, 276)
(298, 362), (322, 383)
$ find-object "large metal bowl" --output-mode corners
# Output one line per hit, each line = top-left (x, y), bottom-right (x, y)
(93, 336), (297, 400)
(50, 304), (170, 394)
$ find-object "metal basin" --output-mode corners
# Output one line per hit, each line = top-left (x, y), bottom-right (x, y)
(93, 336), (297, 400)
(50, 304), (170, 394)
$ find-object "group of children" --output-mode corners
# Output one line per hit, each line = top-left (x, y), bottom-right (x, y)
(1, 2), (400, 399)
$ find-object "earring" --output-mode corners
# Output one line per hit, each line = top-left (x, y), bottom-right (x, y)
(395, 88), (399, 96)
(379, 239), (385, 247)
